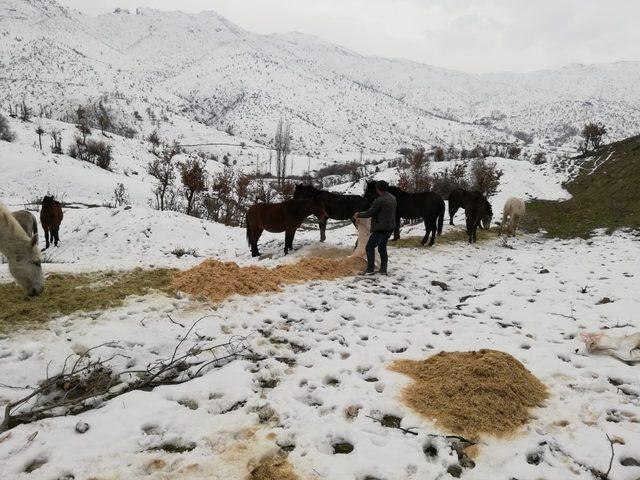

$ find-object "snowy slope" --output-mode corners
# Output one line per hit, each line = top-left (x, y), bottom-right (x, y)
(1, 0), (639, 155)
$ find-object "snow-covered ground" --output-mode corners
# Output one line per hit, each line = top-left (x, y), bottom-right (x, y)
(1, 224), (639, 479)
(0, 37), (638, 479)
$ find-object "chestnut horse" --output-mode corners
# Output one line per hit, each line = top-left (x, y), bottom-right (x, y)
(246, 198), (328, 257)
(40, 195), (63, 250)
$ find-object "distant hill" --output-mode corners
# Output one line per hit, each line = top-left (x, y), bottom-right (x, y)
(524, 135), (640, 237)
(1, 0), (640, 154)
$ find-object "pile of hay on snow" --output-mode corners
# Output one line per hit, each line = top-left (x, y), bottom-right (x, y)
(390, 350), (547, 438)
(172, 256), (365, 303)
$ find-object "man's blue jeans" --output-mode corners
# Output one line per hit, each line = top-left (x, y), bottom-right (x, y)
(365, 231), (392, 272)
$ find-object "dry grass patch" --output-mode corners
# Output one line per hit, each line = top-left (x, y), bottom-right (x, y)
(390, 226), (500, 249)
(390, 350), (547, 439)
(173, 256), (365, 303)
(0, 269), (175, 332)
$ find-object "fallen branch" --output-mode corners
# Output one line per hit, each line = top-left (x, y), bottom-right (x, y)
(1, 317), (253, 433)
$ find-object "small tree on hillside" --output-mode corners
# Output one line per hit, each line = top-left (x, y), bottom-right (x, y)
(147, 129), (161, 154)
(470, 158), (503, 197)
(76, 106), (91, 141)
(397, 147), (431, 192)
(50, 129), (63, 153)
(35, 124), (45, 150)
(179, 159), (208, 216)
(0, 113), (16, 142)
(274, 120), (291, 187)
(581, 122), (606, 152)
(148, 143), (179, 211)
(96, 101), (112, 135)
(507, 145), (522, 159)
(433, 147), (445, 162)
(19, 101), (31, 122)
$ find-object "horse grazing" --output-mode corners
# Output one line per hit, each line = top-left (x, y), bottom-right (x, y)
(0, 202), (44, 296)
(40, 195), (63, 250)
(293, 184), (370, 242)
(500, 197), (526, 236)
(365, 182), (445, 246)
(246, 198), (328, 257)
(464, 191), (493, 244)
(448, 188), (468, 226)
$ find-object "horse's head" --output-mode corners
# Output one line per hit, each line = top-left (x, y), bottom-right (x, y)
(42, 195), (54, 207)
(293, 184), (318, 200)
(364, 181), (378, 202)
(8, 234), (44, 297)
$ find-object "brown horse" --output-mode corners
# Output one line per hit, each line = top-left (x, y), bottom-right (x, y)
(246, 198), (328, 257)
(40, 195), (63, 250)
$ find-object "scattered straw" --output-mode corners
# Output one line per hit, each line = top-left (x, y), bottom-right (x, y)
(249, 454), (299, 480)
(0, 269), (175, 332)
(390, 350), (547, 439)
(172, 256), (365, 303)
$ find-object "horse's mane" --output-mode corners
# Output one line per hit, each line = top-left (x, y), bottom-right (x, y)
(0, 202), (32, 244)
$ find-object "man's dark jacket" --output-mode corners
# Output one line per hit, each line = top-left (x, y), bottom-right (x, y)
(359, 192), (397, 232)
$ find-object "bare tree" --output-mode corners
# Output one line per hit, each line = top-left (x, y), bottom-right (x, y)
(75, 106), (91, 141)
(581, 122), (607, 152)
(397, 147), (431, 192)
(19, 100), (31, 122)
(35, 123), (45, 150)
(148, 143), (179, 211)
(274, 120), (291, 187)
(50, 129), (63, 154)
(470, 158), (503, 197)
(113, 183), (130, 207)
(147, 129), (161, 154)
(0, 113), (16, 142)
(96, 101), (112, 136)
(179, 159), (208, 216)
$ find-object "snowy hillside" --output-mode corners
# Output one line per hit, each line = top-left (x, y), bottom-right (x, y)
(1, 0), (639, 156)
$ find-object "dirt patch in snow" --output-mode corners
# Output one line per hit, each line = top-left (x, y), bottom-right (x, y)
(249, 454), (299, 480)
(172, 257), (366, 303)
(390, 349), (547, 439)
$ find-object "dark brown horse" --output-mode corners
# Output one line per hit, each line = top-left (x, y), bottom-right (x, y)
(246, 198), (328, 257)
(448, 188), (469, 226)
(365, 182), (445, 246)
(464, 191), (492, 244)
(40, 195), (63, 250)
(293, 184), (371, 242)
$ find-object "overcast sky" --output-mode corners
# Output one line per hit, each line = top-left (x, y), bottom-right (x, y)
(57, 0), (639, 73)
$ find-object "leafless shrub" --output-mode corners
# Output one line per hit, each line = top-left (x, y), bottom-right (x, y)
(469, 158), (503, 197)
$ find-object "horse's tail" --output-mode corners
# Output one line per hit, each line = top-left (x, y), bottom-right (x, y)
(437, 199), (445, 236)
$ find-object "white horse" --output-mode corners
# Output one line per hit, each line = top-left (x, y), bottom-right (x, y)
(0, 202), (44, 296)
(500, 197), (526, 237)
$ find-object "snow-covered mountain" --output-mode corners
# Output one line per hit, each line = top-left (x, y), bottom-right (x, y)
(2, 0), (639, 155)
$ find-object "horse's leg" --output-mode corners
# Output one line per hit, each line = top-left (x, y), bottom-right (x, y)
(392, 214), (401, 241)
(429, 217), (437, 246)
(449, 205), (457, 226)
(420, 218), (430, 246)
(43, 228), (50, 250)
(511, 214), (520, 236)
(54, 228), (60, 247)
(284, 229), (296, 255)
(251, 227), (262, 257)
(500, 210), (507, 236)
(319, 217), (328, 243)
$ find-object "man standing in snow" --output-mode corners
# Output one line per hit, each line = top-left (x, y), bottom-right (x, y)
(354, 180), (397, 275)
